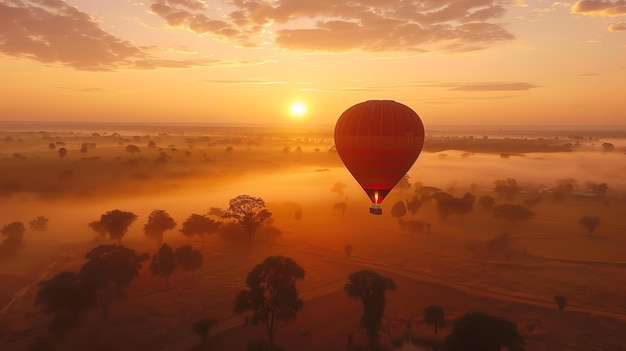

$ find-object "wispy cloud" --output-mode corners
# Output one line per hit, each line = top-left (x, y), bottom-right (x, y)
(445, 82), (539, 91)
(608, 21), (626, 31)
(301, 81), (539, 93)
(571, 0), (626, 16)
(149, 0), (515, 52)
(0, 0), (235, 70)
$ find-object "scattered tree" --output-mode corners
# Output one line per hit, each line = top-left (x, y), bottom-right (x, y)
(330, 182), (346, 197)
(181, 213), (221, 243)
(492, 204), (534, 225)
(88, 220), (107, 240)
(579, 216), (601, 236)
(1, 221), (26, 252)
(405, 196), (422, 219)
(344, 270), (397, 349)
(144, 210), (177, 242)
(235, 256), (305, 349)
(396, 174), (411, 191)
(554, 295), (567, 311)
(149, 243), (177, 288)
(192, 317), (218, 346)
(493, 178), (521, 201)
(79, 245), (149, 318)
(175, 245), (203, 281)
(446, 311), (525, 351)
(344, 244), (353, 258)
(58, 147), (67, 159)
(523, 196), (542, 207)
(99, 209), (138, 244)
(223, 195), (272, 249)
(390, 201), (407, 220)
(332, 202), (347, 215)
(601, 142), (614, 152)
(423, 304), (445, 335)
(125, 144), (141, 154)
(29, 216), (49, 231)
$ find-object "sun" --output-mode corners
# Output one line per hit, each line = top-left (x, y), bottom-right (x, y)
(289, 101), (307, 118)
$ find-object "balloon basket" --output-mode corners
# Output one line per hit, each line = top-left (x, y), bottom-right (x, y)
(369, 205), (383, 215)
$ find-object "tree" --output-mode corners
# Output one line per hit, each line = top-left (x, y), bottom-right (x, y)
(181, 213), (221, 243)
(523, 196), (542, 207)
(88, 220), (107, 240)
(390, 201), (407, 220)
(332, 202), (347, 215)
(446, 311), (525, 351)
(405, 196), (422, 219)
(223, 195), (272, 249)
(79, 245), (149, 318)
(396, 174), (411, 191)
(436, 193), (475, 222)
(99, 209), (138, 244)
(192, 317), (218, 346)
(175, 245), (203, 281)
(478, 195), (495, 211)
(601, 142), (614, 152)
(29, 216), (49, 231)
(144, 210), (177, 242)
(344, 244), (353, 258)
(58, 147), (67, 159)
(34, 271), (92, 336)
(1, 221), (26, 254)
(492, 204), (534, 225)
(579, 216), (600, 235)
(554, 295), (567, 311)
(149, 243), (177, 288)
(423, 304), (445, 335)
(125, 144), (141, 154)
(344, 270), (397, 349)
(493, 178), (520, 201)
(330, 182), (346, 197)
(48, 142), (56, 150)
(235, 256), (305, 349)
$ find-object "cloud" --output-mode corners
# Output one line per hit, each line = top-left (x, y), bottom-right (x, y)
(608, 21), (626, 30)
(444, 82), (540, 91)
(0, 0), (225, 70)
(149, 0), (515, 52)
(571, 0), (626, 16)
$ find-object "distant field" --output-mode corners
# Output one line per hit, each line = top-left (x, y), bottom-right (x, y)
(1, 125), (625, 350)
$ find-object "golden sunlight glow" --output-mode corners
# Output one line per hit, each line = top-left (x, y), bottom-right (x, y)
(289, 101), (307, 118)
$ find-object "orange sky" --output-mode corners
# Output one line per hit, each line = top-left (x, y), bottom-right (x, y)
(0, 0), (625, 127)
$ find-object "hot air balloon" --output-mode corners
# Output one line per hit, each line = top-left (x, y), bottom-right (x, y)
(334, 100), (425, 215)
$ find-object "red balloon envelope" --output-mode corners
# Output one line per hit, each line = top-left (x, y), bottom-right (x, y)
(334, 100), (425, 215)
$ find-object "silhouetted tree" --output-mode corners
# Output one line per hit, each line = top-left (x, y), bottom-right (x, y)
(149, 243), (177, 288)
(396, 174), (411, 191)
(192, 317), (218, 346)
(405, 196), (422, 219)
(235, 256), (305, 349)
(478, 195), (495, 211)
(492, 204), (534, 225)
(1, 221), (25, 252)
(99, 209), (138, 244)
(552, 183), (573, 202)
(58, 148), (67, 159)
(147, 140), (157, 148)
(48, 142), (56, 150)
(144, 210), (177, 242)
(344, 244), (353, 258)
(423, 304), (445, 335)
(181, 214), (221, 243)
(79, 245), (149, 318)
(345, 270), (396, 349)
(446, 311), (525, 351)
(333, 202), (347, 215)
(88, 220), (107, 240)
(29, 216), (49, 231)
(175, 245), (203, 281)
(436, 193), (475, 222)
(35, 271), (92, 336)
(125, 144), (141, 154)
(330, 182), (346, 197)
(523, 196), (542, 207)
(493, 178), (520, 201)
(223, 195), (272, 249)
(579, 216), (600, 236)
(554, 295), (567, 311)
(601, 142), (614, 152)
(207, 207), (224, 218)
(390, 201), (407, 220)
(586, 181), (608, 195)
(294, 209), (302, 221)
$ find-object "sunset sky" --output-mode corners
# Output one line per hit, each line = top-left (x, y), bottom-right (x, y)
(1, 0), (624, 127)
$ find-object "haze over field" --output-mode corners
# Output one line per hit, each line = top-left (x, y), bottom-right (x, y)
(1, 124), (626, 350)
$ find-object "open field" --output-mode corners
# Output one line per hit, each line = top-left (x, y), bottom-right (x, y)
(1, 124), (626, 351)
